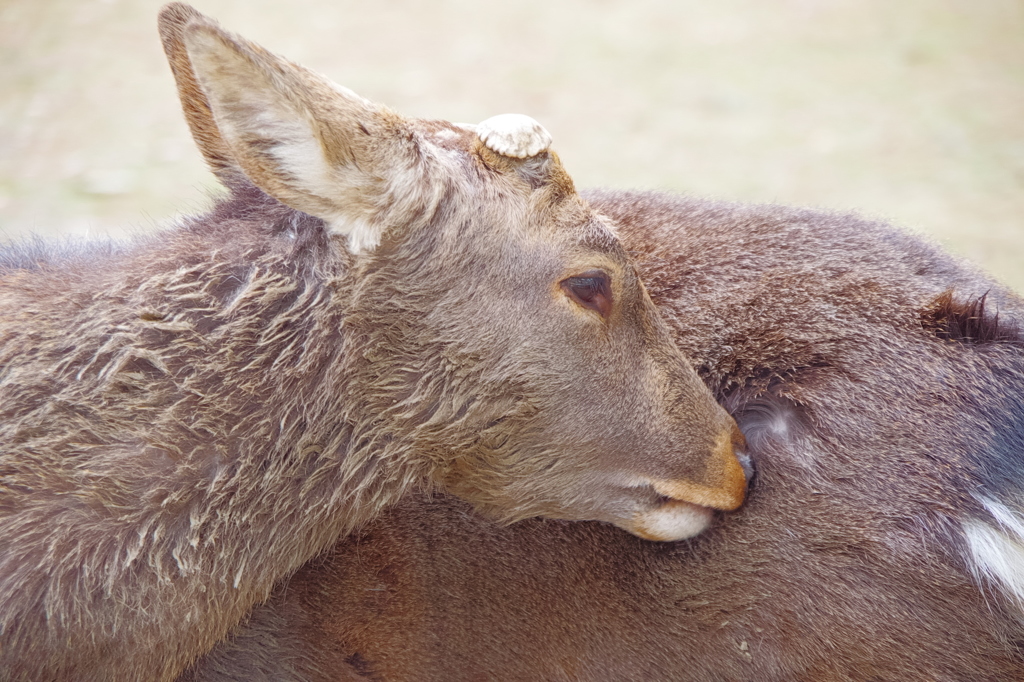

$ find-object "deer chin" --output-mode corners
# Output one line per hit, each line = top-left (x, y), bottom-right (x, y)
(622, 499), (716, 542)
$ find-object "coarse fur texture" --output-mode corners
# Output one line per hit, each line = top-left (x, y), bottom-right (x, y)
(0, 6), (749, 681)
(184, 190), (1024, 682)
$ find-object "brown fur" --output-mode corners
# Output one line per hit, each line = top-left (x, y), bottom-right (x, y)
(923, 289), (1021, 345)
(158, 2), (241, 186)
(185, 191), (1024, 681)
(0, 7), (748, 681)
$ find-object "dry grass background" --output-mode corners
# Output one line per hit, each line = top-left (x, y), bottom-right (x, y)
(1, 0), (1022, 290)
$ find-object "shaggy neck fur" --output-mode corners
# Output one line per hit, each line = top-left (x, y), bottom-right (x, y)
(0, 186), (443, 681)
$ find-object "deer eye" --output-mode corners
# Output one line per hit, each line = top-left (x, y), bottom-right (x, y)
(561, 270), (612, 319)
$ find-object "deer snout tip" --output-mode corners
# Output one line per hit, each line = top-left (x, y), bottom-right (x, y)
(713, 422), (752, 509)
(649, 425), (750, 512)
(620, 425), (749, 542)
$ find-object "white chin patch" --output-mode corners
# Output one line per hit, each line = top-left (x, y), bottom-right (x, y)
(475, 113), (553, 159)
(628, 501), (715, 542)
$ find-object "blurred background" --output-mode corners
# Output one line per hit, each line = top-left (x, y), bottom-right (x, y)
(1, 0), (1022, 290)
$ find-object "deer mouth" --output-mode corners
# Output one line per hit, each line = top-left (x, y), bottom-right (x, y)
(623, 485), (733, 543)
(622, 432), (753, 542)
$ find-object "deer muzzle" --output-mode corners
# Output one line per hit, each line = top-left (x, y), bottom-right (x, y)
(627, 425), (750, 541)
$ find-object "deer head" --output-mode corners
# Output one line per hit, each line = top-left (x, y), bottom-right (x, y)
(158, 3), (747, 541)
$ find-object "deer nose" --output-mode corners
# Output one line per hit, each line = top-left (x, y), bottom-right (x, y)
(648, 424), (749, 511)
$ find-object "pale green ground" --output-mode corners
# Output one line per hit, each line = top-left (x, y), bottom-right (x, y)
(1, 0), (1022, 290)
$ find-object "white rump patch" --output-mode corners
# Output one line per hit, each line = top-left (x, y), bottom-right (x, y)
(965, 496), (1024, 610)
(476, 113), (552, 159)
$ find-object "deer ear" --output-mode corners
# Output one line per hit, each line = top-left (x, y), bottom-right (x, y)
(162, 4), (427, 254)
(158, 3), (243, 186)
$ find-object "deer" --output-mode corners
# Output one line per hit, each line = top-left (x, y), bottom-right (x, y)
(0, 5), (751, 681)
(181, 196), (1024, 678)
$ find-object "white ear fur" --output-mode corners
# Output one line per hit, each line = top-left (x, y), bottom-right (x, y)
(182, 22), (418, 255)
(184, 28), (334, 201)
(475, 114), (552, 159)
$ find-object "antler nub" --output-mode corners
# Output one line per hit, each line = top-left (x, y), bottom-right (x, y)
(475, 114), (552, 159)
